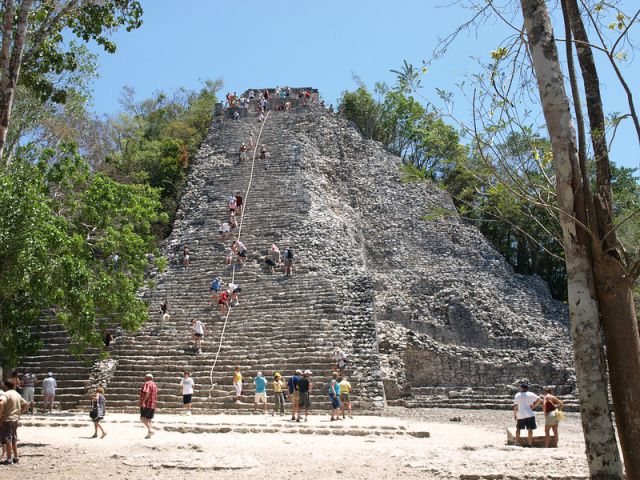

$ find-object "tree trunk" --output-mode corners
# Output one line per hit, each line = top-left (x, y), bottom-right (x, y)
(519, 0), (624, 478)
(565, 1), (640, 476)
(0, 0), (33, 164)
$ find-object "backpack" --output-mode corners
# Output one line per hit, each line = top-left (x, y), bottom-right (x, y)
(286, 249), (294, 260)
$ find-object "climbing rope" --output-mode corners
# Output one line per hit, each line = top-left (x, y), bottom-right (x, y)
(208, 110), (271, 397)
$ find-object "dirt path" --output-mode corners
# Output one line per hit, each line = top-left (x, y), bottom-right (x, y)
(5, 408), (588, 479)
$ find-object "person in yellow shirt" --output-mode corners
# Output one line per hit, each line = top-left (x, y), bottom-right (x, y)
(233, 366), (242, 404)
(339, 376), (352, 419)
(272, 372), (286, 416)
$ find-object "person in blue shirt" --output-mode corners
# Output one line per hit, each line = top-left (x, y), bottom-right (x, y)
(329, 371), (341, 421)
(253, 372), (268, 414)
(288, 369), (302, 421)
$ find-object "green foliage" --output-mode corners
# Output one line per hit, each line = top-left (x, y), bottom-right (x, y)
(0, 146), (162, 369)
(339, 83), (463, 178)
(101, 80), (221, 237)
(19, 1), (143, 105)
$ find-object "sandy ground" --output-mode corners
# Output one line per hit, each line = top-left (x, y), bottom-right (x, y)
(3, 408), (589, 480)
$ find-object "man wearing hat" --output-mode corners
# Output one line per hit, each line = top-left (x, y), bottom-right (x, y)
(139, 373), (158, 439)
(272, 373), (286, 416)
(513, 382), (542, 447)
(41, 373), (57, 414)
(253, 372), (268, 415)
(298, 370), (313, 422)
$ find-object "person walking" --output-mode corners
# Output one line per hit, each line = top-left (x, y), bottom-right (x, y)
(513, 383), (542, 447)
(542, 387), (564, 448)
(218, 290), (230, 316)
(339, 376), (353, 419)
(272, 373), (286, 416)
(233, 366), (243, 404)
(191, 319), (205, 354)
(210, 277), (222, 303)
(21, 369), (36, 414)
(235, 192), (243, 215)
(228, 282), (241, 306)
(41, 372), (57, 413)
(90, 387), (107, 438)
(253, 372), (268, 415)
(298, 370), (313, 422)
(329, 372), (341, 421)
(288, 369), (302, 421)
(0, 380), (28, 464)
(179, 371), (195, 415)
(139, 373), (158, 439)
(332, 347), (347, 373)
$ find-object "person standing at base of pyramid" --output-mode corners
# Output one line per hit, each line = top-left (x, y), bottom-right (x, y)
(179, 371), (195, 415)
(272, 373), (286, 416)
(339, 376), (353, 419)
(253, 372), (268, 415)
(298, 370), (312, 422)
(513, 383), (542, 447)
(288, 369), (302, 421)
(139, 373), (158, 439)
(329, 372), (341, 421)
(233, 366), (243, 404)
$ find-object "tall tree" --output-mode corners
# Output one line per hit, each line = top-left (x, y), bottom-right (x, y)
(0, 0), (143, 164)
(520, 0), (635, 477)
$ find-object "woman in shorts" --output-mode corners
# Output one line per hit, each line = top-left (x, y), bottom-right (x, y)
(542, 387), (564, 447)
(91, 387), (107, 438)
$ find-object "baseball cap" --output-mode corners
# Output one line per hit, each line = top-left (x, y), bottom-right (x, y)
(295, 369), (303, 375)
(145, 373), (153, 379)
(304, 370), (313, 375)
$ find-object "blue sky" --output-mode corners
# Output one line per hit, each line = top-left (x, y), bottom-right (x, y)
(88, 0), (639, 169)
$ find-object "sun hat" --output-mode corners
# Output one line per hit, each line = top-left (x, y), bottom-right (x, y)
(274, 372), (281, 378)
(145, 373), (153, 379)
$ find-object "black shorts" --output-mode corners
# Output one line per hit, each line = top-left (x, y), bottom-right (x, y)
(183, 394), (192, 405)
(266, 259), (276, 266)
(516, 416), (537, 430)
(140, 407), (155, 419)
(233, 287), (242, 293)
(194, 333), (203, 338)
(0, 421), (18, 444)
(239, 250), (247, 257)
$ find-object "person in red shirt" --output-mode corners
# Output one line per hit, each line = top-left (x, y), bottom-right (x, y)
(218, 290), (230, 316)
(139, 373), (158, 439)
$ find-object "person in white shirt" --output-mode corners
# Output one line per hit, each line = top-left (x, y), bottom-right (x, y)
(513, 383), (542, 447)
(41, 373), (57, 414)
(179, 371), (195, 415)
(191, 319), (205, 354)
(228, 282), (241, 306)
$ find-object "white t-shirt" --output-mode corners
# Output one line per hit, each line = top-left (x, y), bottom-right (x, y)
(193, 321), (204, 335)
(180, 377), (195, 395)
(236, 241), (246, 252)
(220, 222), (230, 233)
(228, 283), (238, 293)
(42, 377), (57, 394)
(514, 391), (539, 419)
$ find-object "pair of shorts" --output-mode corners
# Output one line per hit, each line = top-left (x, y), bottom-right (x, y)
(299, 392), (310, 408)
(545, 412), (560, 426)
(234, 384), (242, 396)
(183, 394), (192, 405)
(266, 259), (276, 266)
(291, 392), (299, 407)
(140, 408), (155, 419)
(93, 416), (104, 424)
(239, 250), (247, 257)
(22, 386), (35, 403)
(255, 392), (267, 403)
(340, 393), (350, 404)
(194, 333), (203, 338)
(0, 421), (18, 444)
(516, 416), (537, 430)
(330, 394), (340, 409)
